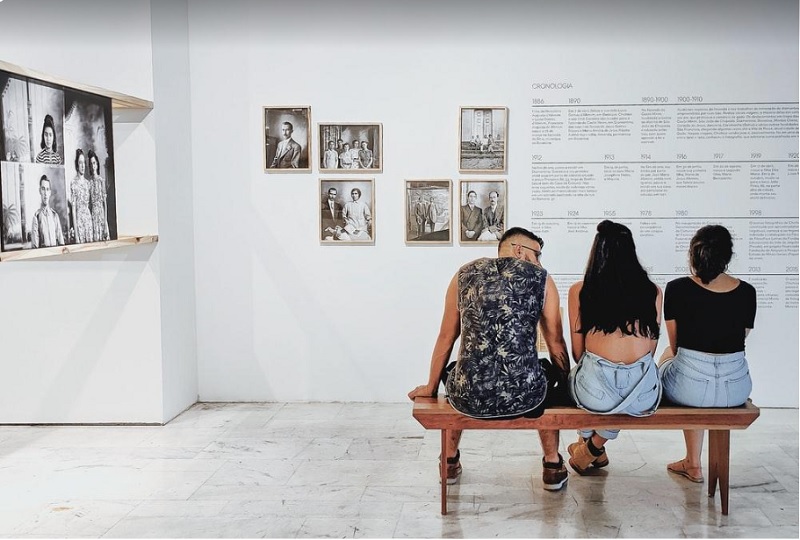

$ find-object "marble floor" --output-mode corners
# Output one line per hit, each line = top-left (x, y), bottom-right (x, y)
(0, 403), (796, 538)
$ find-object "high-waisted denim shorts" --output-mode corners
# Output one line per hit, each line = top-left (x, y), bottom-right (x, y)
(659, 347), (751, 407)
(569, 351), (662, 417)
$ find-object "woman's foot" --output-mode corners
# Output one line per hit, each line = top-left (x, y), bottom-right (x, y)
(667, 459), (704, 483)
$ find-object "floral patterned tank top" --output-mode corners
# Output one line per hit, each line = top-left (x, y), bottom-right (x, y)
(445, 257), (548, 418)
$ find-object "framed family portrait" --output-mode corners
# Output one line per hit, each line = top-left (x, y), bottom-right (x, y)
(263, 106), (311, 173)
(319, 123), (382, 173)
(319, 178), (375, 245)
(459, 179), (507, 244)
(459, 106), (508, 173)
(404, 180), (452, 245)
(1, 70), (117, 252)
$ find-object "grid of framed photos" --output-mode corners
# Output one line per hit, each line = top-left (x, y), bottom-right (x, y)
(1, 70), (117, 252)
(264, 104), (509, 247)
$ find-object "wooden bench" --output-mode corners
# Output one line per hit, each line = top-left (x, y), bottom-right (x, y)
(413, 397), (760, 516)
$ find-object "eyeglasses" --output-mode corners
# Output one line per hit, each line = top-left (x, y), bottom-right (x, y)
(511, 243), (542, 260)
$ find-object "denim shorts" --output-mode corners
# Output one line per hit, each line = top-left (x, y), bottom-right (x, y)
(569, 351), (662, 417)
(659, 347), (751, 407)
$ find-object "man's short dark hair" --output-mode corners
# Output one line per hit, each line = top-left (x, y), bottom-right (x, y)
(282, 121), (294, 130)
(499, 227), (544, 250)
(39, 175), (50, 188)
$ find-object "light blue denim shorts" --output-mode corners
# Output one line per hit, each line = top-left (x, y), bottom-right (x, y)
(569, 351), (662, 417)
(659, 347), (751, 407)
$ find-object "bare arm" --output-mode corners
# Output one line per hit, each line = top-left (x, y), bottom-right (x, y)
(651, 285), (663, 356)
(568, 281), (585, 362)
(540, 274), (570, 374)
(408, 274), (461, 399)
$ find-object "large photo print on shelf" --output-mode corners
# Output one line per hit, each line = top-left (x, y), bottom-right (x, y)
(0, 71), (116, 252)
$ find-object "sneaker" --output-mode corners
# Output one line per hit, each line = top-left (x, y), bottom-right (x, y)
(541, 455), (568, 491)
(439, 449), (462, 485)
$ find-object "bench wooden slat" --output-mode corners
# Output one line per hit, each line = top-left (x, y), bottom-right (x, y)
(413, 397), (759, 430)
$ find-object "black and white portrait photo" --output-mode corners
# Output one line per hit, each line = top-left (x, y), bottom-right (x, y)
(264, 106), (311, 172)
(319, 178), (375, 244)
(459, 106), (508, 173)
(459, 179), (507, 244)
(405, 180), (451, 244)
(63, 89), (117, 245)
(319, 123), (382, 173)
(1, 69), (117, 252)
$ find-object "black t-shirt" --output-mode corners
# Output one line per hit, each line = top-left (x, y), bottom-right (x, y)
(664, 277), (756, 353)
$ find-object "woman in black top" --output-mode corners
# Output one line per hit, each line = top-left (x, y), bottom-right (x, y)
(658, 225), (756, 483)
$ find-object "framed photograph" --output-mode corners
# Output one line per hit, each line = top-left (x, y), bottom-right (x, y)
(1, 71), (117, 252)
(459, 106), (508, 173)
(263, 106), (311, 172)
(459, 179), (507, 244)
(319, 123), (382, 173)
(319, 178), (375, 244)
(405, 180), (452, 244)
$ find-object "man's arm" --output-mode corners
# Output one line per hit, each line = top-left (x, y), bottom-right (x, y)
(408, 274), (461, 399)
(290, 142), (301, 168)
(540, 274), (570, 374)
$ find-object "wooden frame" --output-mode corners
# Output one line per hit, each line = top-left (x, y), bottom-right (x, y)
(458, 179), (507, 245)
(0, 234), (158, 262)
(263, 106), (311, 173)
(319, 178), (375, 245)
(319, 123), (383, 173)
(404, 180), (452, 245)
(458, 106), (508, 173)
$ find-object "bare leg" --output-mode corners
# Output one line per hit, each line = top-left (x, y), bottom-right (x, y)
(683, 429), (704, 469)
(590, 433), (608, 450)
(538, 429), (560, 463)
(447, 429), (462, 460)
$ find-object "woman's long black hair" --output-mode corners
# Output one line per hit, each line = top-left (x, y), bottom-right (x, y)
(578, 220), (659, 339)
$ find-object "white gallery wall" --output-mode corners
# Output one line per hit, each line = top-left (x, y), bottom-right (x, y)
(0, 0), (198, 423)
(188, 0), (799, 406)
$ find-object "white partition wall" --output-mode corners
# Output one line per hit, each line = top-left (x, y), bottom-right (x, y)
(0, 0), (165, 422)
(188, 1), (798, 406)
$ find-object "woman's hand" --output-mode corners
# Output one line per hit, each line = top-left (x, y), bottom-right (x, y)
(408, 384), (434, 401)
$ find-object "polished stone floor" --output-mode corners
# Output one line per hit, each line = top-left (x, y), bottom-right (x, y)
(0, 403), (796, 538)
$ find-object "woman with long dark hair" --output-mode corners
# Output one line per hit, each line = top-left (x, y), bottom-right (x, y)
(87, 150), (109, 241)
(69, 149), (92, 243)
(658, 225), (755, 483)
(567, 220), (662, 475)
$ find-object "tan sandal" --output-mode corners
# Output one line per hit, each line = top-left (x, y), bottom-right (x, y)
(667, 459), (704, 483)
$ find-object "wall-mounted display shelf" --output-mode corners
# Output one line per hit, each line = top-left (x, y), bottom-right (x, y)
(0, 235), (158, 262)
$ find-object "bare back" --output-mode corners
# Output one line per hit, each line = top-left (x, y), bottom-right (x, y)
(568, 281), (662, 365)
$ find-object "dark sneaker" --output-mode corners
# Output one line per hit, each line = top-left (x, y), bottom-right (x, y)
(439, 449), (462, 485)
(542, 455), (568, 491)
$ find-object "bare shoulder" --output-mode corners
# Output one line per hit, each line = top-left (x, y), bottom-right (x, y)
(568, 280), (584, 296)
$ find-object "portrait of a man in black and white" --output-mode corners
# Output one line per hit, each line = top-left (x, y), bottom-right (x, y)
(319, 123), (382, 172)
(264, 107), (310, 172)
(459, 106), (508, 173)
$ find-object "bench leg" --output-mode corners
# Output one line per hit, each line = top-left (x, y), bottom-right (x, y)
(441, 429), (448, 515)
(708, 429), (731, 515)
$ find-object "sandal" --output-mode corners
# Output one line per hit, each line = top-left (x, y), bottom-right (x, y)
(667, 459), (704, 483)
